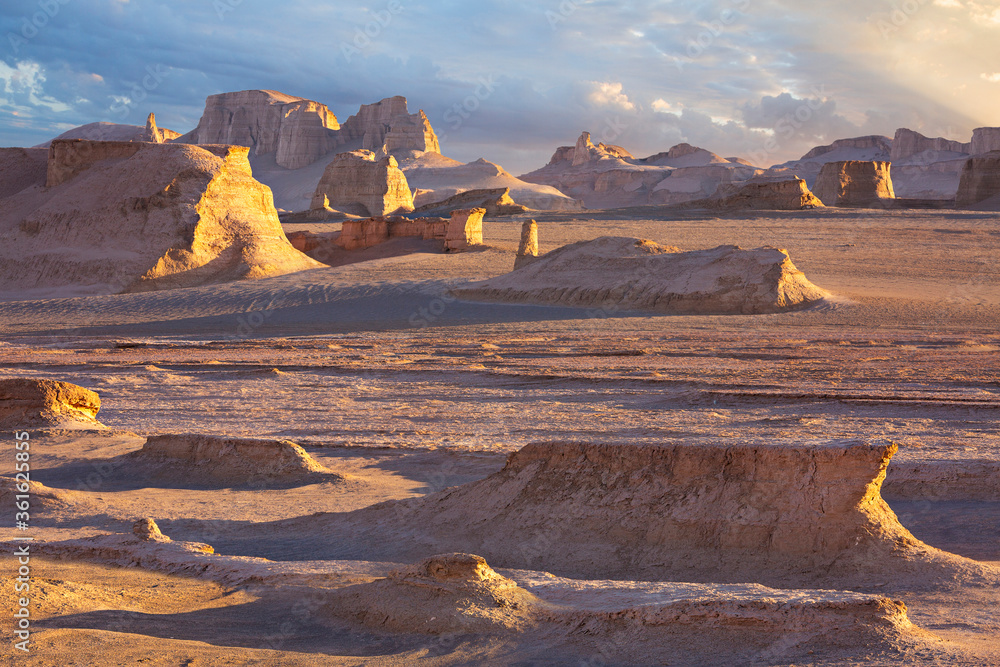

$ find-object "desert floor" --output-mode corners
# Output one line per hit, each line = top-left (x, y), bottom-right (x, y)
(2, 208), (999, 665)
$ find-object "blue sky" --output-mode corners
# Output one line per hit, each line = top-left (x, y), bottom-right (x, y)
(1, 0), (998, 173)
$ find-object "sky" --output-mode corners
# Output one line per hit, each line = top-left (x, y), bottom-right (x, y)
(0, 0), (998, 174)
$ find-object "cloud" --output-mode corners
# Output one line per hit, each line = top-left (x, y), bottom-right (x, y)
(983, 73), (1000, 83)
(587, 82), (635, 110)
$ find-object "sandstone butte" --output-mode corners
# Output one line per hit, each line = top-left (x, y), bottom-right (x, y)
(452, 236), (828, 315)
(411, 187), (528, 217)
(177, 90), (440, 170)
(956, 150), (1000, 207)
(706, 176), (825, 210)
(891, 128), (970, 162)
(0, 139), (320, 297)
(0, 378), (103, 429)
(812, 161), (895, 207)
(310, 149), (415, 216)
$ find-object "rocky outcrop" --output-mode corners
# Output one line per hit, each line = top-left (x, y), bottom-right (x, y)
(453, 237), (827, 315)
(891, 128), (969, 162)
(2, 140), (319, 297)
(514, 219), (539, 270)
(813, 161), (895, 206)
(338, 96), (440, 154)
(36, 120), (182, 147)
(310, 149), (414, 216)
(346, 439), (992, 588)
(178, 90), (340, 169)
(0, 147), (47, 198)
(521, 132), (759, 209)
(0, 378), (102, 429)
(123, 434), (337, 487)
(708, 177), (824, 210)
(801, 136), (893, 161)
(411, 187), (528, 217)
(139, 113), (179, 143)
(970, 127), (1000, 155)
(445, 208), (485, 252)
(336, 215), (449, 251)
(956, 151), (1000, 207)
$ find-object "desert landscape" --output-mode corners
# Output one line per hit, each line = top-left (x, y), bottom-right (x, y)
(2, 4), (1000, 665)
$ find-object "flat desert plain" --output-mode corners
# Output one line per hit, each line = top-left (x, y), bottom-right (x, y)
(2, 207), (1000, 666)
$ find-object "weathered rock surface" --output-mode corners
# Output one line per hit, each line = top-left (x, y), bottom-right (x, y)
(0, 378), (102, 429)
(345, 439), (993, 588)
(0, 147), (47, 198)
(453, 236), (827, 314)
(412, 187), (528, 217)
(1, 140), (319, 298)
(139, 113), (177, 143)
(521, 131), (760, 208)
(956, 151), (1000, 207)
(178, 90), (340, 169)
(326, 553), (540, 633)
(310, 149), (414, 216)
(335, 215), (449, 251)
(514, 219), (539, 270)
(36, 120), (182, 147)
(133, 517), (170, 542)
(970, 127), (1000, 155)
(338, 95), (440, 155)
(445, 208), (485, 252)
(812, 161), (895, 206)
(766, 136), (892, 188)
(891, 128), (969, 162)
(123, 434), (338, 487)
(405, 155), (581, 212)
(707, 176), (825, 210)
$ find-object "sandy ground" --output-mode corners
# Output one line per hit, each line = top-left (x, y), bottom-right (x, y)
(2, 208), (999, 665)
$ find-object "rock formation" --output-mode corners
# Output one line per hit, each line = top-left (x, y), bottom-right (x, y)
(0, 147), (47, 198)
(405, 156), (581, 212)
(335, 215), (449, 251)
(1, 140), (319, 297)
(346, 439), (992, 588)
(891, 128), (969, 162)
(812, 161), (895, 206)
(445, 208), (485, 252)
(453, 237), (827, 315)
(970, 127), (1000, 155)
(338, 96), (440, 155)
(411, 187), (528, 217)
(0, 378), (103, 429)
(708, 176), (825, 210)
(177, 90), (340, 169)
(514, 219), (539, 270)
(800, 135), (893, 161)
(133, 517), (170, 542)
(520, 132), (760, 208)
(310, 149), (414, 216)
(123, 434), (337, 487)
(956, 151), (1000, 207)
(326, 553), (541, 634)
(767, 136), (892, 187)
(36, 120), (182, 147)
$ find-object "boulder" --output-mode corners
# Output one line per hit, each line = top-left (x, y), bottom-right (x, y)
(812, 161), (895, 206)
(0, 378), (103, 429)
(891, 128), (969, 162)
(310, 149), (414, 217)
(708, 176), (825, 210)
(133, 518), (170, 542)
(411, 187), (528, 217)
(514, 219), (539, 270)
(453, 236), (827, 315)
(956, 151), (1000, 207)
(178, 90), (340, 169)
(970, 127), (1000, 155)
(445, 208), (485, 252)
(1, 140), (319, 297)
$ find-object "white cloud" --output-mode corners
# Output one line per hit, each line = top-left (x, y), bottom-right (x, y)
(982, 72), (1000, 83)
(588, 82), (635, 110)
(651, 98), (674, 113)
